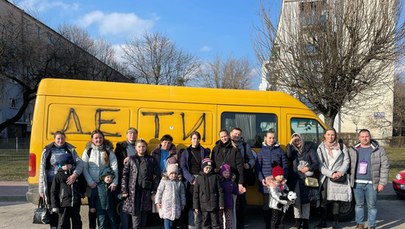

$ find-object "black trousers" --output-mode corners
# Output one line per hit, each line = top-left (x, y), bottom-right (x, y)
(201, 210), (220, 229)
(58, 205), (82, 229)
(236, 193), (247, 228)
(270, 209), (285, 229)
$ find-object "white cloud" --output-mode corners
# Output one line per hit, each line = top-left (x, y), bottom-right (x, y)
(199, 46), (212, 52)
(78, 11), (155, 38)
(16, 0), (79, 12)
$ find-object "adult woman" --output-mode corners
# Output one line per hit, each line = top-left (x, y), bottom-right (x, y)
(82, 129), (118, 229)
(151, 134), (178, 175)
(286, 133), (320, 229)
(38, 131), (83, 229)
(180, 131), (210, 228)
(255, 130), (288, 229)
(316, 128), (352, 229)
(121, 139), (160, 228)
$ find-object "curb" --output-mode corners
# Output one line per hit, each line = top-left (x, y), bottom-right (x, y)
(0, 196), (27, 202)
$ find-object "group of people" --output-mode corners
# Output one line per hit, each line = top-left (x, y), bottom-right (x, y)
(38, 126), (389, 229)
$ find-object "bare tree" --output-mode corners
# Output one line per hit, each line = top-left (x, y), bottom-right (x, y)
(0, 10), (126, 134)
(254, 0), (405, 128)
(58, 24), (126, 81)
(198, 56), (253, 89)
(122, 31), (200, 85)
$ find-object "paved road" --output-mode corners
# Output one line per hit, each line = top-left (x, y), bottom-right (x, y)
(0, 182), (404, 228)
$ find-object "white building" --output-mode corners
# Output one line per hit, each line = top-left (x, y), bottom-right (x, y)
(261, 0), (395, 142)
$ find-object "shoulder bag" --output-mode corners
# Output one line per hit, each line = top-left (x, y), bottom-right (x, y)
(32, 197), (51, 224)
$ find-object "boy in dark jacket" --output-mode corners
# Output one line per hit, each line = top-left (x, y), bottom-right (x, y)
(51, 153), (83, 229)
(193, 158), (224, 229)
(89, 167), (120, 229)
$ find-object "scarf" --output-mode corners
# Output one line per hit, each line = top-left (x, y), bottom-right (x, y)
(323, 140), (339, 157)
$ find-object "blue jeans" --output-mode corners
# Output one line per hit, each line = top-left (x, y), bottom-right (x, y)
(353, 183), (378, 227)
(164, 219), (173, 229)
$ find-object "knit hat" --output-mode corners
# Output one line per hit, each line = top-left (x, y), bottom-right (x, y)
(272, 165), (284, 177)
(201, 158), (213, 169)
(167, 163), (179, 174)
(221, 163), (231, 175)
(57, 153), (74, 166)
(100, 167), (115, 180)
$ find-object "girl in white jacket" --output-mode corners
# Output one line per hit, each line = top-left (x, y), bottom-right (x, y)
(155, 163), (186, 229)
(268, 163), (291, 229)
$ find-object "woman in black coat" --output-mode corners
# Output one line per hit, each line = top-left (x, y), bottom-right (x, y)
(286, 133), (320, 229)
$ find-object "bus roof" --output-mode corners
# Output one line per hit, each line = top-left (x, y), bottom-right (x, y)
(38, 78), (309, 109)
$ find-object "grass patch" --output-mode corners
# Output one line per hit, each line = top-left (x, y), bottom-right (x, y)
(386, 147), (405, 180)
(0, 149), (29, 182)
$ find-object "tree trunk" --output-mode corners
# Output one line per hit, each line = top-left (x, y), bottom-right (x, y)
(323, 113), (337, 130)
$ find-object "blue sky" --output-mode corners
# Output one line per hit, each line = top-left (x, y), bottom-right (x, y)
(12, 0), (284, 88)
(11, 0), (405, 86)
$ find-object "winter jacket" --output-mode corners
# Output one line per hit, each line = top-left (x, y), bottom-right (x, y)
(39, 142), (82, 205)
(155, 176), (186, 221)
(348, 140), (390, 190)
(268, 178), (290, 212)
(221, 178), (239, 209)
(317, 142), (352, 202)
(256, 142), (288, 193)
(121, 154), (160, 215)
(211, 140), (244, 184)
(232, 138), (255, 169)
(89, 182), (120, 211)
(81, 140), (119, 187)
(180, 145), (210, 185)
(50, 168), (82, 209)
(151, 144), (179, 175)
(286, 142), (320, 204)
(193, 171), (224, 212)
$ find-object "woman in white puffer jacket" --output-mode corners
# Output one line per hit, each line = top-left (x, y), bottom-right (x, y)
(82, 129), (118, 229)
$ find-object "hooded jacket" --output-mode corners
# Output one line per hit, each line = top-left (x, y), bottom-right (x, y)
(81, 140), (119, 187)
(51, 168), (82, 208)
(348, 140), (390, 190)
(38, 142), (82, 205)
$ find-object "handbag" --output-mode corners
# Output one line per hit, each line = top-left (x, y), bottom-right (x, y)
(304, 176), (319, 188)
(33, 197), (51, 224)
(329, 174), (347, 184)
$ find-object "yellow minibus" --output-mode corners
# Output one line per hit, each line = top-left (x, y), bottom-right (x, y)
(27, 78), (327, 207)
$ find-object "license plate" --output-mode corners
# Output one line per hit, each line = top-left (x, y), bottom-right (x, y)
(401, 185), (405, 190)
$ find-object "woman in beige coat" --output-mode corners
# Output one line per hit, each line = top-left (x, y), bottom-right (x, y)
(316, 128), (352, 229)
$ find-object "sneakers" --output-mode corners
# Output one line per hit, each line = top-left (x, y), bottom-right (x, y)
(354, 224), (364, 229)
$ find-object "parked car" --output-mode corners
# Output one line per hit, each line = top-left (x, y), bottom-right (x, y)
(392, 170), (405, 199)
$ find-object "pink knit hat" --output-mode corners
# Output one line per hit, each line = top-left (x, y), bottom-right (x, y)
(221, 163), (231, 175)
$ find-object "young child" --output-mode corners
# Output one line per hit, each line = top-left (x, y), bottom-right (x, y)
(50, 153), (83, 229)
(268, 162), (291, 229)
(155, 163), (186, 229)
(89, 167), (120, 229)
(193, 158), (224, 229)
(220, 163), (245, 229)
(121, 139), (160, 229)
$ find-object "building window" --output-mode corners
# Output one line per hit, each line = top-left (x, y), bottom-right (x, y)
(9, 98), (17, 109)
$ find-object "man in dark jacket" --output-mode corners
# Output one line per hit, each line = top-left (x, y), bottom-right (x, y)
(230, 127), (255, 229)
(211, 129), (245, 189)
(51, 153), (83, 229)
(115, 127), (137, 229)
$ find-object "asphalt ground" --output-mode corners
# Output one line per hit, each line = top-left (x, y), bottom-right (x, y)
(0, 182), (404, 229)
